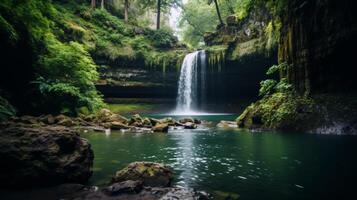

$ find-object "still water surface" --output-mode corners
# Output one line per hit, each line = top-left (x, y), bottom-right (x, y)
(82, 115), (357, 200)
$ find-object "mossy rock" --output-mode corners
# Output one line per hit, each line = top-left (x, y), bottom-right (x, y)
(237, 92), (318, 131)
(112, 162), (173, 187)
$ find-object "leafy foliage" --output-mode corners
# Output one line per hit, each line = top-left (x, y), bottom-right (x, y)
(259, 79), (277, 96)
(259, 62), (292, 96)
(0, 0), (104, 115)
(146, 28), (177, 48)
(0, 96), (16, 121)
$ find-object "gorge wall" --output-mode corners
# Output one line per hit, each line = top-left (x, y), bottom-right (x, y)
(237, 0), (357, 133)
(203, 5), (278, 101)
(279, 0), (357, 95)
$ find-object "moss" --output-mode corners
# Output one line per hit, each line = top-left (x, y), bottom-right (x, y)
(237, 92), (316, 130)
(206, 45), (228, 71)
(106, 103), (154, 114)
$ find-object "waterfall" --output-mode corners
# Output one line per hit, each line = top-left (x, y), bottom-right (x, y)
(174, 50), (206, 115)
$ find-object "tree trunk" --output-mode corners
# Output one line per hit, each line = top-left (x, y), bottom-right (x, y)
(91, 0), (96, 9)
(101, 0), (104, 10)
(124, 0), (129, 23)
(156, 0), (161, 30)
(213, 0), (224, 25)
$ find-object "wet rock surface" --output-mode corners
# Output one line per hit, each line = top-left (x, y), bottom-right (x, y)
(0, 125), (94, 188)
(217, 121), (238, 128)
(2, 109), (206, 134)
(112, 162), (173, 187)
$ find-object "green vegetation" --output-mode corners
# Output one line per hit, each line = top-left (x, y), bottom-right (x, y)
(0, 0), (186, 115)
(0, 96), (16, 121)
(237, 92), (315, 130)
(259, 62), (292, 96)
(107, 103), (154, 114)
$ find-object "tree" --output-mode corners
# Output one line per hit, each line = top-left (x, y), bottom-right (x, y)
(138, 0), (181, 30)
(208, 0), (224, 26)
(156, 0), (161, 29)
(91, 0), (96, 9)
(101, 0), (105, 9)
(124, 0), (129, 23)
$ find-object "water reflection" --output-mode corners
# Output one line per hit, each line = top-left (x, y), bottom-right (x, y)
(82, 122), (357, 200)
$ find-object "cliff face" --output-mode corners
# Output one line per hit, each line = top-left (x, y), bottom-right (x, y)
(279, 0), (357, 95)
(203, 6), (278, 98)
(237, 0), (357, 134)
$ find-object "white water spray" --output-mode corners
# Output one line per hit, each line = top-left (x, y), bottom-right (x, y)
(174, 50), (206, 115)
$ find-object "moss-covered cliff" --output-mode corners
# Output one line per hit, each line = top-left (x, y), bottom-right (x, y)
(237, 0), (357, 134)
(202, 4), (279, 98)
(0, 0), (187, 115)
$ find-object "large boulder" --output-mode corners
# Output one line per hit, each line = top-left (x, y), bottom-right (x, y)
(152, 123), (169, 133)
(112, 162), (173, 187)
(0, 125), (93, 188)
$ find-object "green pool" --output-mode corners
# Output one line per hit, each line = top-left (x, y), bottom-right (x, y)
(82, 115), (357, 200)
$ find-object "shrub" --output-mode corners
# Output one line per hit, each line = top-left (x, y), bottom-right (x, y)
(259, 62), (293, 96)
(91, 9), (126, 34)
(146, 28), (177, 48)
(259, 79), (277, 96)
(36, 35), (104, 114)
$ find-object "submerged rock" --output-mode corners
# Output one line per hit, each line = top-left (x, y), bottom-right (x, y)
(0, 125), (93, 188)
(217, 121), (238, 128)
(112, 162), (173, 187)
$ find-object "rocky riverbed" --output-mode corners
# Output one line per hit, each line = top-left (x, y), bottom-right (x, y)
(1, 109), (211, 135)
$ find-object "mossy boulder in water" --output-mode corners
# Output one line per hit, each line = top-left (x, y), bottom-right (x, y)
(112, 162), (173, 187)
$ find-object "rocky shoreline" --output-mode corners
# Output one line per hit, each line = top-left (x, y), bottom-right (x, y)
(0, 110), (230, 199)
(1, 109), (211, 135)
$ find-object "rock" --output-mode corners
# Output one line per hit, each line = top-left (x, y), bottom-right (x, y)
(213, 191), (240, 200)
(149, 118), (161, 126)
(110, 121), (131, 130)
(40, 114), (55, 125)
(226, 15), (238, 26)
(184, 122), (198, 129)
(160, 117), (177, 126)
(153, 123), (169, 133)
(217, 121), (238, 128)
(131, 121), (143, 127)
(129, 127), (153, 134)
(108, 114), (128, 124)
(0, 125), (93, 188)
(57, 118), (76, 127)
(129, 114), (143, 125)
(112, 162), (173, 187)
(103, 180), (143, 195)
(64, 186), (209, 200)
(179, 118), (194, 124)
(19, 115), (39, 124)
(55, 114), (70, 123)
(194, 118), (202, 124)
(160, 187), (211, 200)
(143, 117), (152, 127)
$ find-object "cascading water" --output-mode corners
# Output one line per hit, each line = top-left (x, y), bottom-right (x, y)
(174, 50), (206, 115)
